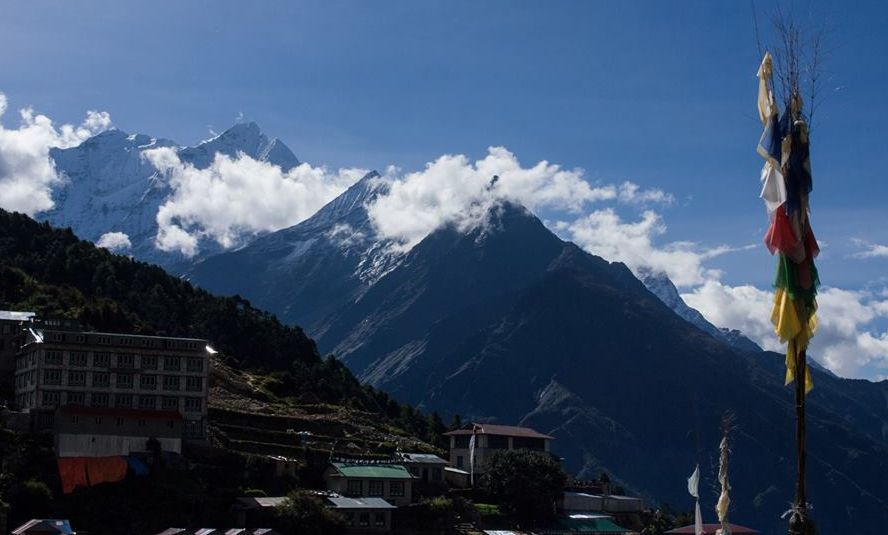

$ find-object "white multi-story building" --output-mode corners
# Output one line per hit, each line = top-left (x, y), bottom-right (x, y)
(14, 327), (211, 440)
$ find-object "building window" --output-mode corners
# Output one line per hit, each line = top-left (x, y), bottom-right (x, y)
(162, 375), (180, 391)
(163, 357), (180, 371)
(138, 395), (156, 410)
(116, 373), (134, 389)
(344, 513), (354, 526)
(390, 481), (405, 497)
(45, 350), (63, 365)
(42, 391), (61, 407)
(93, 372), (110, 387)
(120, 337), (133, 346)
(184, 397), (202, 412)
(346, 480), (363, 497)
(117, 354), (134, 368)
(93, 352), (111, 367)
(374, 512), (386, 528)
(97, 336), (111, 345)
(116, 394), (133, 409)
(186, 357), (203, 372)
(69, 351), (88, 367)
(91, 393), (110, 407)
(141, 355), (158, 370)
(488, 435), (509, 449)
(74, 334), (86, 343)
(67, 391), (85, 405)
(162, 397), (179, 411)
(358, 513), (369, 527)
(67, 371), (86, 386)
(456, 456), (464, 468)
(368, 480), (384, 497)
(431, 467), (442, 481)
(513, 436), (545, 451)
(140, 374), (157, 390)
(44, 369), (62, 385)
(453, 435), (470, 448)
(185, 376), (203, 392)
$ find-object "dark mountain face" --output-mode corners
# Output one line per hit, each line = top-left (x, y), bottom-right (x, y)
(307, 203), (888, 535)
(189, 191), (888, 534)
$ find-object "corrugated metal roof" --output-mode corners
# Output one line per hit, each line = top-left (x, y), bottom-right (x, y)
(330, 462), (414, 479)
(326, 497), (397, 510)
(12, 519), (75, 534)
(0, 311), (35, 321)
(397, 452), (448, 464)
(444, 423), (554, 440)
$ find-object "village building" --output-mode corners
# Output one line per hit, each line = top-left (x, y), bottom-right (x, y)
(13, 327), (211, 444)
(323, 462), (415, 506)
(394, 452), (448, 483)
(326, 496), (397, 532)
(234, 493), (396, 533)
(232, 497), (288, 528)
(0, 310), (35, 404)
(443, 423), (554, 474)
(560, 491), (644, 515)
(11, 519), (75, 535)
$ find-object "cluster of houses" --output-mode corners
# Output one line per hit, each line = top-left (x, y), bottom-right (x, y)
(0, 311), (754, 534)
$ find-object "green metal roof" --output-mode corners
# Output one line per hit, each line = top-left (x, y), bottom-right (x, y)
(547, 516), (633, 534)
(331, 463), (413, 479)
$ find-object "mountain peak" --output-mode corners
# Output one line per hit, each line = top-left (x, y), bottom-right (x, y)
(180, 121), (299, 170)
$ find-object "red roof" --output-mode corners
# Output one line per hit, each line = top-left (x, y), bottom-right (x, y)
(58, 405), (183, 421)
(666, 523), (758, 534)
(443, 423), (554, 440)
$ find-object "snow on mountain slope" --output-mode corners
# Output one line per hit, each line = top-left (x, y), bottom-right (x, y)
(185, 171), (407, 332)
(639, 269), (763, 354)
(41, 122), (300, 267)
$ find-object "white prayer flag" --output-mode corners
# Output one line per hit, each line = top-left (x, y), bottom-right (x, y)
(469, 433), (476, 485)
(687, 464), (700, 498)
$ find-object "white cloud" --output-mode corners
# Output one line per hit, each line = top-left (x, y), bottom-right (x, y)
(617, 181), (674, 205)
(0, 92), (112, 215)
(556, 208), (735, 287)
(144, 147), (365, 256)
(96, 231), (132, 252)
(366, 146), (667, 251)
(682, 281), (888, 378)
(852, 241), (888, 259)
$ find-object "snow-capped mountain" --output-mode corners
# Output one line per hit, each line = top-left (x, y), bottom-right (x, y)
(41, 122), (299, 267)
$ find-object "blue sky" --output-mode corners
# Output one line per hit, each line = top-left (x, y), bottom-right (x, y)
(2, 1), (888, 379)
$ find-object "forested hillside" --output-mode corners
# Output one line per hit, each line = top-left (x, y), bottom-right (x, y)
(0, 208), (442, 439)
